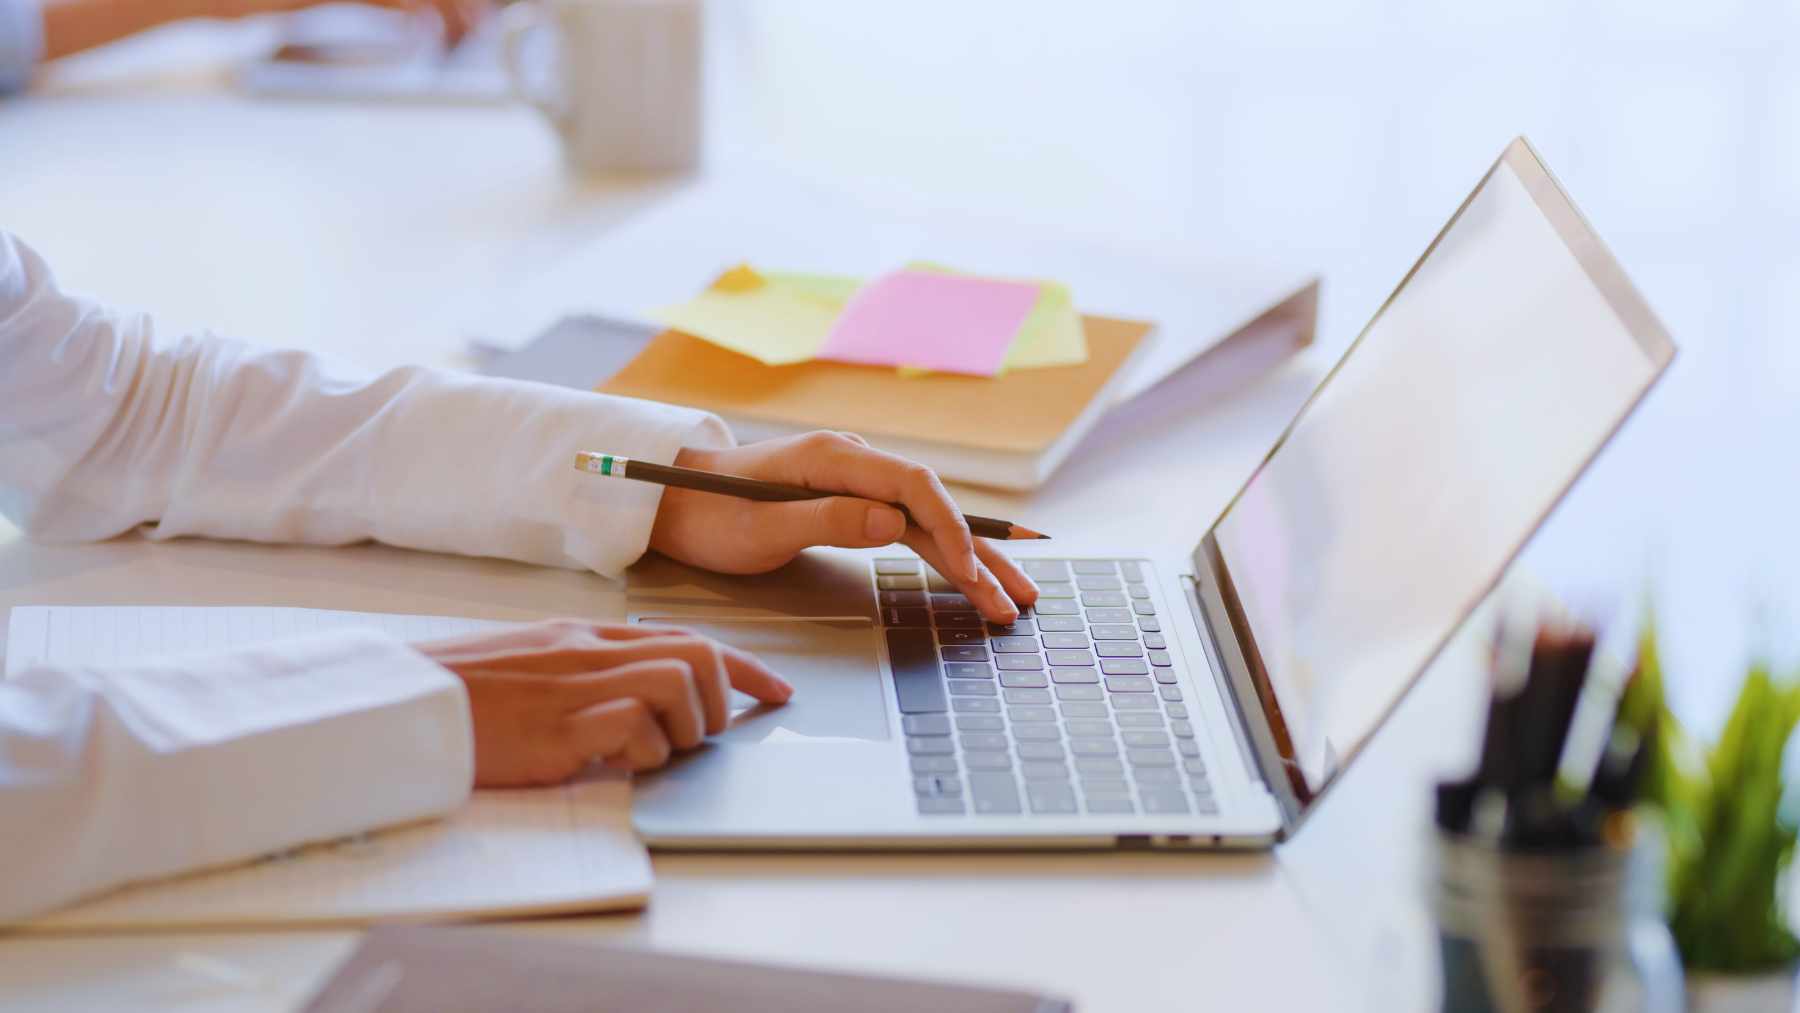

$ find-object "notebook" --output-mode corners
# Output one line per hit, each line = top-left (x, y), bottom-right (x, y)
(303, 926), (1075, 1013)
(2, 606), (654, 932)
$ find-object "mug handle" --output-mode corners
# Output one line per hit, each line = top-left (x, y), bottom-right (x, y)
(501, 2), (567, 127)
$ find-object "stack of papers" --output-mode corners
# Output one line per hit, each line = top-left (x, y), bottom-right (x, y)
(649, 263), (1088, 377)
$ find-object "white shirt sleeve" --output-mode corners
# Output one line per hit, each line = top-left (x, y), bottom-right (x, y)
(0, 230), (734, 575)
(0, 0), (42, 94)
(0, 628), (473, 922)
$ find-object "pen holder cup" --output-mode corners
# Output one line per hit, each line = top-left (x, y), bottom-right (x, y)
(1431, 827), (1683, 1013)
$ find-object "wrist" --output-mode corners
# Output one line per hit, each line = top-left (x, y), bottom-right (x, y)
(649, 446), (714, 557)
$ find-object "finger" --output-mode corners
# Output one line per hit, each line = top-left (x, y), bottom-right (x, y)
(976, 539), (1039, 607)
(429, 0), (471, 46)
(754, 495), (907, 559)
(782, 433), (979, 585)
(568, 698), (672, 772)
(561, 632), (793, 724)
(902, 528), (1018, 624)
(576, 658), (705, 749)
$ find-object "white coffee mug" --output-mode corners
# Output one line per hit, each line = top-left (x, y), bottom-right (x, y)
(503, 0), (703, 175)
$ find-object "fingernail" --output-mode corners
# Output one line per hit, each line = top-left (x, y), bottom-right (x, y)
(963, 551), (981, 584)
(776, 679), (796, 702)
(865, 506), (906, 542)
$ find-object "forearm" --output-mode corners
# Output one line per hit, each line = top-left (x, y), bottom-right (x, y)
(0, 630), (472, 922)
(40, 0), (201, 59)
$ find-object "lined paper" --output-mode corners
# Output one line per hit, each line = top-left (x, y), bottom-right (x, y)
(3, 606), (652, 931)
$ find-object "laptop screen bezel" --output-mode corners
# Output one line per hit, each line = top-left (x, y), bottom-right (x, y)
(1189, 137), (1677, 833)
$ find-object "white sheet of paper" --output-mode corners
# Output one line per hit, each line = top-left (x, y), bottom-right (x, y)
(3, 606), (653, 931)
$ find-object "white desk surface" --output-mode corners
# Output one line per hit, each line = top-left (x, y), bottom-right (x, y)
(3, 4), (1794, 1009)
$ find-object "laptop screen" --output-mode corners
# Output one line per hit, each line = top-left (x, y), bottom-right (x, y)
(1196, 140), (1674, 813)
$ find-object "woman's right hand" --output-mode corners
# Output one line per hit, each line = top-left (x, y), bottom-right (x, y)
(413, 620), (793, 788)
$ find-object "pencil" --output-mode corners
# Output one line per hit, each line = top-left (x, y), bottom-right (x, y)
(574, 452), (1049, 541)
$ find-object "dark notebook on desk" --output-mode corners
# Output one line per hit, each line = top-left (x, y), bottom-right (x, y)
(303, 927), (1074, 1013)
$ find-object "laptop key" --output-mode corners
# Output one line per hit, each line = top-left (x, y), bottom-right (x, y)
(952, 696), (1001, 713)
(1112, 695), (1158, 710)
(1080, 591), (1127, 607)
(1034, 614), (1086, 633)
(1137, 617), (1161, 633)
(1118, 560), (1144, 581)
(941, 645), (989, 663)
(1058, 701), (1108, 718)
(1096, 642), (1143, 658)
(880, 589), (926, 607)
(1133, 767), (1182, 786)
(885, 628), (948, 714)
(1076, 575), (1121, 591)
(1069, 738), (1118, 757)
(1041, 632), (1090, 650)
(1046, 649), (1095, 667)
(1033, 599), (1080, 615)
(987, 618), (1036, 636)
(1086, 608), (1133, 623)
(1017, 741), (1066, 761)
(1126, 583), (1151, 599)
(885, 607), (929, 627)
(1101, 659), (1150, 676)
(1055, 684), (1103, 701)
(949, 680), (998, 696)
(956, 714), (1004, 731)
(876, 558), (919, 575)
(1122, 730), (1170, 748)
(932, 593), (978, 612)
(991, 636), (1039, 653)
(1143, 632), (1167, 649)
(1170, 720), (1196, 738)
(1085, 797), (1136, 814)
(1080, 778), (1131, 795)
(1028, 784), (1079, 814)
(1004, 688), (1052, 704)
(1013, 723), (1062, 742)
(1127, 749), (1176, 767)
(1194, 796), (1221, 815)
(1008, 706), (1056, 723)
(1071, 560), (1116, 575)
(1147, 650), (1172, 666)
(1021, 760), (1070, 781)
(1074, 756), (1125, 775)
(1035, 581), (1076, 598)
(961, 733), (1009, 752)
(999, 671), (1048, 689)
(903, 714), (952, 736)
(1064, 719), (1114, 738)
(1050, 666), (1099, 685)
(969, 773), (1023, 814)
(944, 662), (992, 680)
(878, 575), (924, 591)
(938, 628), (985, 646)
(908, 737), (954, 756)
(1141, 789), (1191, 814)
(917, 797), (966, 815)
(1089, 624), (1138, 641)
(1159, 686), (1184, 702)
(1021, 559), (1070, 580)
(1154, 669), (1178, 685)
(1176, 739), (1202, 758)
(996, 655), (1045, 671)
(936, 613), (984, 629)
(1132, 600), (1156, 617)
(914, 775), (964, 797)
(1106, 676), (1153, 693)
(911, 755), (958, 774)
(965, 752), (1013, 771)
(1116, 712), (1164, 728)
(927, 574), (957, 593)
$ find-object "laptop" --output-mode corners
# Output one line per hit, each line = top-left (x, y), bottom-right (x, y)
(628, 137), (1676, 849)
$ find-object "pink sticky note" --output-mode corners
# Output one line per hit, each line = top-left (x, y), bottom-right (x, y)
(817, 269), (1041, 376)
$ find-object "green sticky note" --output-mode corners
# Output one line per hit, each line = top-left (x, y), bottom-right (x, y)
(649, 269), (859, 366)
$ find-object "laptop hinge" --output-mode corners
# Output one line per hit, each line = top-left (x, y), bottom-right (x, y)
(1180, 574), (1274, 800)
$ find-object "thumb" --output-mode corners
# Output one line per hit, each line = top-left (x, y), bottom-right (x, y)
(762, 497), (907, 554)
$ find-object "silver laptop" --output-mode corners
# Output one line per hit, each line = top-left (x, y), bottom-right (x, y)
(628, 138), (1676, 849)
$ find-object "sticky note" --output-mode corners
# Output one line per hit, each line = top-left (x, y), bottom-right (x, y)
(905, 263), (1087, 372)
(649, 268), (859, 365)
(818, 270), (1042, 376)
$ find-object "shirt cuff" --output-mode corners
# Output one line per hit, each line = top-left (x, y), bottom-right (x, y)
(0, 0), (43, 95)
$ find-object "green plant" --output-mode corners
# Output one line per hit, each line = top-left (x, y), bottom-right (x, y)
(1621, 621), (1800, 972)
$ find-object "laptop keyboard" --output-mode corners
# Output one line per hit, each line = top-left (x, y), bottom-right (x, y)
(874, 558), (1218, 818)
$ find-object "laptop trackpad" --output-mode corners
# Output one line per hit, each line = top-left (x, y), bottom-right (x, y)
(637, 617), (891, 743)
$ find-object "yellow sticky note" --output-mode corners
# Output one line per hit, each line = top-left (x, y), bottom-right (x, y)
(650, 269), (858, 365)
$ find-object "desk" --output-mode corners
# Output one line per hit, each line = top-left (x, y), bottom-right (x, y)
(1, 5), (1780, 1009)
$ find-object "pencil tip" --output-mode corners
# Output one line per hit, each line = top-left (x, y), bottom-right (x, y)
(1009, 525), (1051, 540)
